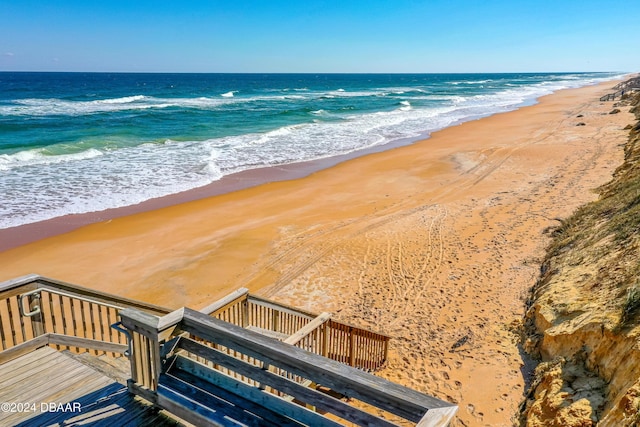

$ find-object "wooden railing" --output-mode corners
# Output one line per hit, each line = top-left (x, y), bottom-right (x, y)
(201, 288), (391, 371)
(120, 307), (457, 427)
(1, 275), (388, 372)
(613, 77), (640, 91)
(600, 77), (640, 101)
(0, 274), (171, 363)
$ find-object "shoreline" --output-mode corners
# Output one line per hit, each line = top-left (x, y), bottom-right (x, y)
(0, 80), (616, 253)
(0, 78), (632, 426)
(0, 132), (420, 252)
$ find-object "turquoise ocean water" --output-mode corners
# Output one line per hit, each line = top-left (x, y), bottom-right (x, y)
(0, 72), (624, 229)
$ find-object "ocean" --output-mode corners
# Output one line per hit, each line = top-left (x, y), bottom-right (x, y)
(0, 72), (624, 230)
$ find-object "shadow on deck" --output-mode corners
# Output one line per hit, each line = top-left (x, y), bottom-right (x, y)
(1, 347), (183, 426)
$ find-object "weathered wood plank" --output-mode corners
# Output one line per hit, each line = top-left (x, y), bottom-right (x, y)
(0, 345), (61, 384)
(0, 281), (38, 301)
(40, 291), (55, 335)
(172, 355), (342, 427)
(199, 287), (248, 316)
(44, 389), (128, 426)
(246, 325), (289, 341)
(131, 332), (143, 384)
(248, 295), (318, 319)
(0, 333), (49, 364)
(161, 372), (296, 427)
(59, 295), (72, 346)
(33, 371), (114, 411)
(150, 334), (162, 391)
(70, 297), (83, 351)
(177, 337), (400, 427)
(8, 297), (26, 346)
(120, 308), (161, 339)
(0, 298), (15, 350)
(248, 297), (315, 321)
(49, 293), (65, 349)
(47, 333), (128, 354)
(0, 346), (180, 427)
(3, 360), (97, 407)
(158, 307), (185, 331)
(181, 308), (456, 424)
(19, 361), (112, 408)
(416, 406), (461, 427)
(68, 352), (130, 384)
(0, 345), (54, 374)
(34, 276), (170, 315)
(284, 312), (332, 346)
(155, 386), (229, 427)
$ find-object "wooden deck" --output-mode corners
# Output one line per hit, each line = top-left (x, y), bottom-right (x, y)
(0, 347), (185, 426)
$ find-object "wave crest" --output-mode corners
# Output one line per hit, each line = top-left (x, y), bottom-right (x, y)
(0, 147), (104, 171)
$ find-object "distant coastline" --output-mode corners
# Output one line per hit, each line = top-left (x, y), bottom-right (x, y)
(0, 72), (624, 232)
(0, 74), (627, 251)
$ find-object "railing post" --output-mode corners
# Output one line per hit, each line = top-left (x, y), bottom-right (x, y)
(119, 307), (184, 396)
(349, 327), (355, 367)
(29, 293), (45, 337)
(322, 322), (329, 357)
(242, 297), (249, 328)
(272, 309), (279, 333)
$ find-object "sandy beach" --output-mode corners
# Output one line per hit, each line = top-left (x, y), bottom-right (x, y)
(0, 80), (632, 426)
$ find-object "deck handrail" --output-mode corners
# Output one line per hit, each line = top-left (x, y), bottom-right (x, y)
(119, 306), (457, 427)
(0, 274), (171, 357)
(0, 274), (171, 314)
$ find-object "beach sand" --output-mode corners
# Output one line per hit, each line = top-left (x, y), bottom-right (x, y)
(0, 80), (632, 426)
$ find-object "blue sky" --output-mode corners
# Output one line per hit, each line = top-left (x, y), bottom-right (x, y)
(1, 0), (637, 73)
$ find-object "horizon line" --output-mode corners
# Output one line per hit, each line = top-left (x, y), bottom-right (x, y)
(0, 70), (630, 75)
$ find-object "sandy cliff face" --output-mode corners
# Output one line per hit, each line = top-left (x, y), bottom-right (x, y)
(521, 90), (640, 426)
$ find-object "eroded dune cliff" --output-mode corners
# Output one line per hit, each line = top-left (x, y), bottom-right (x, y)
(521, 87), (640, 426)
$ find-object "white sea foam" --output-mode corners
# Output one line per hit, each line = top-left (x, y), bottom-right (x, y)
(399, 101), (411, 111)
(1, 101), (468, 228)
(0, 95), (241, 116)
(0, 147), (104, 171)
(387, 87), (427, 95)
(97, 95), (147, 104)
(0, 140), (221, 228)
(221, 91), (235, 97)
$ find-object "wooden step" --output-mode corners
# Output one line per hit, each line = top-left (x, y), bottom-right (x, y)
(159, 373), (281, 427)
(160, 354), (344, 427)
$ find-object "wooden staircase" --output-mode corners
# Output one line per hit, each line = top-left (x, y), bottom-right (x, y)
(159, 358), (311, 427)
(600, 77), (640, 101)
(0, 275), (458, 426)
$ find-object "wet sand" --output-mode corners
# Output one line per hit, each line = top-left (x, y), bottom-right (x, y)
(0, 80), (631, 426)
